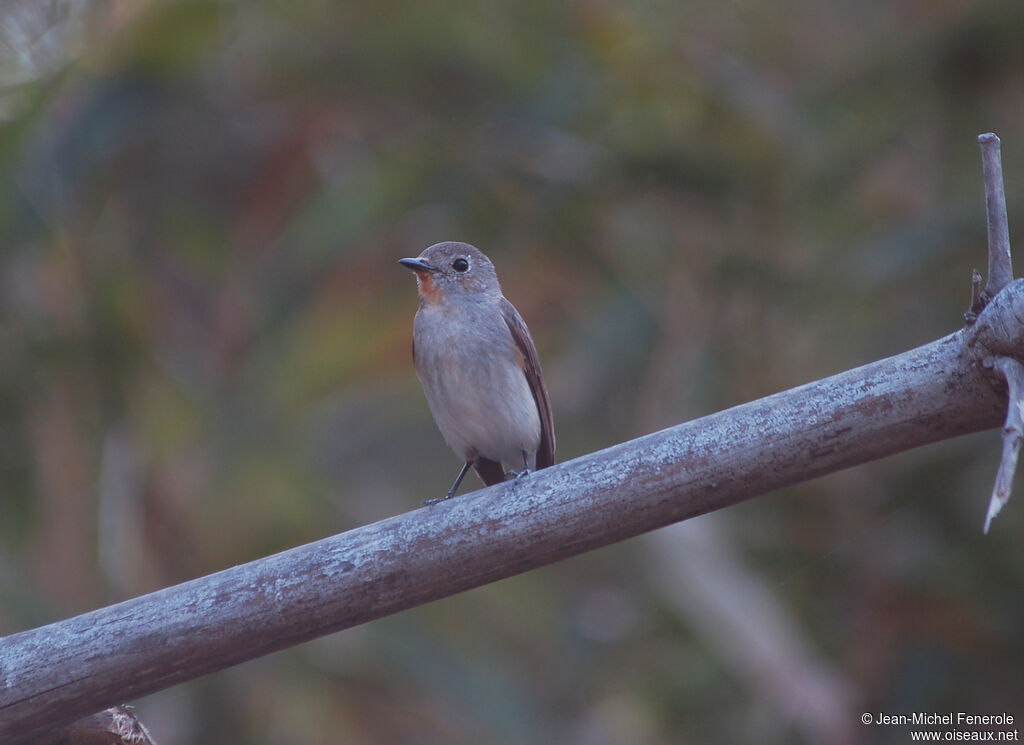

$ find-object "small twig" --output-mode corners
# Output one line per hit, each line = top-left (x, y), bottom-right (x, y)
(978, 133), (1014, 297)
(984, 357), (1024, 534)
(49, 706), (159, 745)
(965, 268), (984, 324)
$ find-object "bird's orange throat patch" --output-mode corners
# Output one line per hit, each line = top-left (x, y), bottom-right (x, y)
(415, 271), (443, 304)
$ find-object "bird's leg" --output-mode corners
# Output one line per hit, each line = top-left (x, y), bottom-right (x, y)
(505, 451), (532, 481)
(446, 461), (473, 497)
(422, 461), (472, 506)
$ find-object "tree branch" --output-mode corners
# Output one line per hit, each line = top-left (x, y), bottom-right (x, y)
(5, 136), (1024, 741)
(3, 281), (1022, 742)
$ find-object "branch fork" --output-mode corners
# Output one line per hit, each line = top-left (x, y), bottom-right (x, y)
(973, 133), (1020, 533)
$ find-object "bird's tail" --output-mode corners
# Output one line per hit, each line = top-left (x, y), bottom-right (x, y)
(472, 458), (507, 487)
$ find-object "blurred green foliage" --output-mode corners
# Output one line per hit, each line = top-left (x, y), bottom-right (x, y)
(1, 0), (1023, 743)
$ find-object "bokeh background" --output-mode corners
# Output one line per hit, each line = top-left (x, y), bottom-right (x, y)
(2, 1), (1023, 743)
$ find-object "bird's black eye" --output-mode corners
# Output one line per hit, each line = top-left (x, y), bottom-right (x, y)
(452, 258), (469, 272)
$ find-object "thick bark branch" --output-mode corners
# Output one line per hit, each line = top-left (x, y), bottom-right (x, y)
(3, 282), (1022, 742)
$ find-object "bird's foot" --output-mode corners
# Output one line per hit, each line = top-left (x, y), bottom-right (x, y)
(421, 493), (455, 507)
(506, 451), (533, 483)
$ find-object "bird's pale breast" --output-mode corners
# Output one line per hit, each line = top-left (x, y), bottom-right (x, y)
(413, 299), (542, 468)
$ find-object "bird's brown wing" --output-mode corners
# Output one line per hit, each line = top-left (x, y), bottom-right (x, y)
(500, 297), (555, 469)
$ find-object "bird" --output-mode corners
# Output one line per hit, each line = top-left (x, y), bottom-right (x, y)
(399, 242), (555, 503)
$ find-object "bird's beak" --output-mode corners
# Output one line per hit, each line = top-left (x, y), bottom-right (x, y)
(399, 257), (438, 273)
